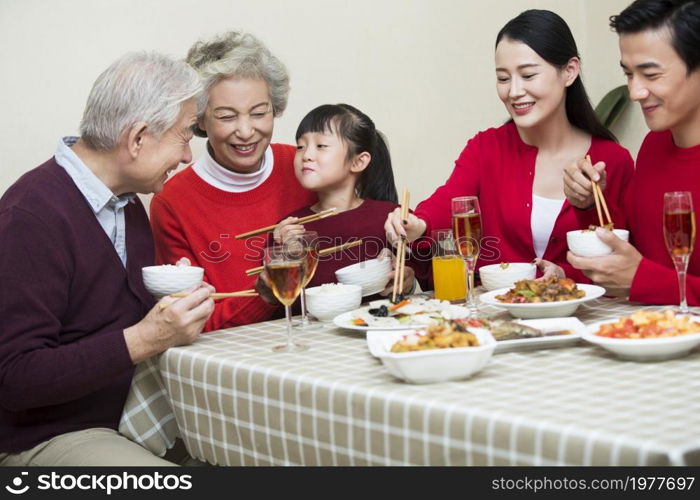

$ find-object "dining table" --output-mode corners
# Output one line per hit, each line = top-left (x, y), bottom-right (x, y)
(119, 292), (700, 466)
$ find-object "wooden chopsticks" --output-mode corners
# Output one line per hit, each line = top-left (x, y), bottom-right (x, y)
(234, 208), (338, 239)
(170, 289), (258, 299)
(586, 155), (613, 228)
(392, 188), (410, 302)
(244, 239), (364, 276)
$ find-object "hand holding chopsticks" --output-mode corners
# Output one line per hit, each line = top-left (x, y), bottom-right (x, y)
(170, 289), (258, 299)
(234, 208), (338, 239)
(392, 188), (410, 302)
(244, 239), (363, 276)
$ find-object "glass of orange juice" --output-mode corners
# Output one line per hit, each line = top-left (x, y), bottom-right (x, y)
(431, 229), (466, 302)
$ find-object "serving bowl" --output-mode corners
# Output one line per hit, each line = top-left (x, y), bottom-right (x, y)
(305, 283), (362, 322)
(582, 316), (700, 361)
(479, 262), (536, 291)
(335, 258), (392, 296)
(567, 229), (629, 257)
(367, 329), (496, 384)
(479, 283), (606, 319)
(142, 265), (204, 298)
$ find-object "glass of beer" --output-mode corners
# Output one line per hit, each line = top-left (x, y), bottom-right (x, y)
(451, 196), (482, 317)
(263, 243), (308, 352)
(663, 192), (696, 314)
(297, 231), (319, 327)
(431, 229), (466, 302)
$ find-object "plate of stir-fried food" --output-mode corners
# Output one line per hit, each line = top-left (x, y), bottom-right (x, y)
(582, 310), (700, 361)
(479, 278), (605, 318)
(365, 321), (496, 384)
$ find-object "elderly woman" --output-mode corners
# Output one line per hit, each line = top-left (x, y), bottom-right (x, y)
(151, 31), (315, 331)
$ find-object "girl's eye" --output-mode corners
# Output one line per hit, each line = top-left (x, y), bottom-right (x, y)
(497, 77), (510, 83)
(317, 144), (327, 149)
(296, 145), (304, 151)
(522, 74), (536, 80)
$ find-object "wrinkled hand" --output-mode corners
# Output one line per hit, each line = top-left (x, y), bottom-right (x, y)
(273, 217), (305, 243)
(532, 258), (565, 280)
(563, 158), (607, 209)
(378, 248), (416, 296)
(384, 207), (426, 247)
(567, 228), (642, 289)
(125, 283), (215, 363)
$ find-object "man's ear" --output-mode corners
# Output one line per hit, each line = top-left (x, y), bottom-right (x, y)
(350, 151), (371, 173)
(125, 122), (149, 159)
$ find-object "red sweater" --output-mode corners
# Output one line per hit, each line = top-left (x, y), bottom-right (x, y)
(288, 199), (430, 289)
(628, 131), (700, 305)
(413, 122), (634, 282)
(150, 143), (316, 331)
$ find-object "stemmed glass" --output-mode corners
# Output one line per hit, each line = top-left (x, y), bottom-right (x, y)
(451, 196), (482, 317)
(263, 244), (309, 352)
(297, 231), (319, 327)
(663, 191), (696, 314)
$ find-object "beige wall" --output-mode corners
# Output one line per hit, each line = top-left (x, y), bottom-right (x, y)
(0, 0), (644, 205)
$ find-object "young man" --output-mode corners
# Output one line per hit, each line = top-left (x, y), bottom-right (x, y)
(0, 53), (215, 465)
(565, 0), (700, 305)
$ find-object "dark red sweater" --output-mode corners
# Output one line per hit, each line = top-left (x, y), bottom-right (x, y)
(628, 131), (700, 305)
(0, 159), (154, 453)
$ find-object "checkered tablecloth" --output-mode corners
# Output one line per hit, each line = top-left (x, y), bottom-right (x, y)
(120, 295), (700, 466)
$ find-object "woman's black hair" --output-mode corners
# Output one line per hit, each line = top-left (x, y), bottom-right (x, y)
(496, 9), (617, 142)
(295, 104), (398, 203)
(610, 0), (700, 74)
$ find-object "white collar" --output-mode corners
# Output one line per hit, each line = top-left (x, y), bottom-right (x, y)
(192, 144), (274, 193)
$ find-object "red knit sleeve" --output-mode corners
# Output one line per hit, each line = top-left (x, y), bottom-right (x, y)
(630, 257), (700, 306)
(150, 194), (279, 332)
(414, 133), (483, 236)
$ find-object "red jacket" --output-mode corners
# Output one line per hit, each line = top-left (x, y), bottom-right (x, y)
(414, 122), (634, 282)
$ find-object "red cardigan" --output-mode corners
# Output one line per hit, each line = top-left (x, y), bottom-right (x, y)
(628, 131), (700, 305)
(413, 122), (634, 282)
(150, 143), (316, 331)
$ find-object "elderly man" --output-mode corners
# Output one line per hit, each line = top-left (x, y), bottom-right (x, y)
(564, 0), (700, 306)
(0, 53), (214, 466)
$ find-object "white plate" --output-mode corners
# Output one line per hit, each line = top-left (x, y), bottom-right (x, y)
(479, 284), (606, 319)
(366, 318), (586, 356)
(333, 303), (470, 332)
(582, 316), (700, 361)
(491, 317), (587, 352)
(366, 329), (496, 384)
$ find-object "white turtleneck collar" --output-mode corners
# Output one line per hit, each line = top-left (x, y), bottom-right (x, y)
(192, 143), (274, 193)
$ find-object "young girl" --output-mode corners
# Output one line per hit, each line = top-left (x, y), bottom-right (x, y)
(271, 103), (424, 295)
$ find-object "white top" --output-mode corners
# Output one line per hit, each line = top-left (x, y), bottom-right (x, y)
(531, 194), (565, 259)
(193, 144), (274, 192)
(55, 137), (134, 266)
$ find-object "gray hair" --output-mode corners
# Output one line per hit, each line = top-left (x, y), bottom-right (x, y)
(186, 31), (290, 137)
(80, 52), (202, 151)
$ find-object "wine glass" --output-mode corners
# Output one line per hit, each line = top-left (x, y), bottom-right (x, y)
(663, 191), (696, 314)
(263, 244), (309, 352)
(451, 196), (482, 317)
(296, 231), (319, 327)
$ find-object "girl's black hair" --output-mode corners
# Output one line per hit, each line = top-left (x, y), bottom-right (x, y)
(496, 9), (617, 142)
(610, 0), (700, 74)
(295, 104), (398, 204)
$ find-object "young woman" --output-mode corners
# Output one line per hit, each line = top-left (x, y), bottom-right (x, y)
(273, 103), (424, 295)
(385, 9), (635, 283)
(150, 31), (315, 331)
